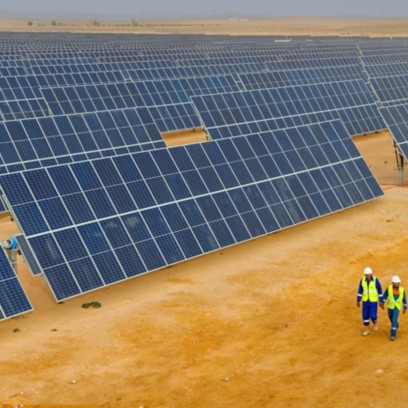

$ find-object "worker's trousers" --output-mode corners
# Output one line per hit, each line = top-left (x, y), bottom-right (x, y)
(387, 308), (400, 338)
(362, 301), (378, 326)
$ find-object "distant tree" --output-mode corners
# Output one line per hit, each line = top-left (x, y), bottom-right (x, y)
(93, 20), (101, 26)
(132, 19), (138, 26)
(27, 21), (33, 26)
(51, 20), (57, 26)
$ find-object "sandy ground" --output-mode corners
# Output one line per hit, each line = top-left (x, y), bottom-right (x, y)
(1, 130), (408, 408)
(2, 17), (408, 36)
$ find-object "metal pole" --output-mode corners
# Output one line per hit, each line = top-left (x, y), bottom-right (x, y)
(394, 143), (404, 186)
(399, 152), (404, 186)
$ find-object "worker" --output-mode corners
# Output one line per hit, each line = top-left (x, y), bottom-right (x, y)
(356, 266), (384, 336)
(383, 275), (407, 341)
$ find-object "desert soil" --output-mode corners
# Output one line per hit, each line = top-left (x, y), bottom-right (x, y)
(3, 17), (408, 36)
(1, 17), (408, 408)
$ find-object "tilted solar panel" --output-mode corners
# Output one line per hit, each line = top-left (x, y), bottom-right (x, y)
(370, 74), (408, 106)
(191, 80), (385, 138)
(0, 120), (383, 301)
(0, 107), (166, 174)
(238, 66), (366, 90)
(379, 103), (408, 159)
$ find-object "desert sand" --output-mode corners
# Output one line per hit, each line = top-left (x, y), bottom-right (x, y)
(1, 17), (408, 408)
(2, 17), (408, 37)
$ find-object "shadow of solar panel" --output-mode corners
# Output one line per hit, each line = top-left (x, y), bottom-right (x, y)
(0, 120), (383, 302)
(0, 247), (33, 320)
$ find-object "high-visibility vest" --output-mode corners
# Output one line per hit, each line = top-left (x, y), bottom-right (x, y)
(387, 285), (405, 311)
(362, 277), (379, 302)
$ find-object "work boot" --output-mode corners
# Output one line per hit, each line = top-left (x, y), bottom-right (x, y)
(373, 323), (378, 332)
(362, 328), (370, 336)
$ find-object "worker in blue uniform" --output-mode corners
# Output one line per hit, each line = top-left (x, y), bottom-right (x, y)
(383, 275), (407, 341)
(356, 266), (384, 336)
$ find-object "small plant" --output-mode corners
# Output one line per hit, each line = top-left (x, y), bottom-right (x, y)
(13, 328), (21, 333)
(82, 301), (102, 309)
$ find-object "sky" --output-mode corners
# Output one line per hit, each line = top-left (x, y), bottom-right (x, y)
(1, 0), (408, 19)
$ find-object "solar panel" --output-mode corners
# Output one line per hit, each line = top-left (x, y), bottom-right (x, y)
(238, 66), (366, 90)
(40, 83), (201, 133)
(365, 63), (408, 78)
(191, 80), (385, 138)
(0, 120), (383, 301)
(370, 74), (408, 106)
(379, 103), (408, 159)
(0, 246), (33, 320)
(0, 98), (50, 121)
(40, 76), (238, 130)
(127, 63), (262, 81)
(0, 108), (166, 174)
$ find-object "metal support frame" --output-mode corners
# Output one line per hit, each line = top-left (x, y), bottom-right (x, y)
(394, 141), (405, 186)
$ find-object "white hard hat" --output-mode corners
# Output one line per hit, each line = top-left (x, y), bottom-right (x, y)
(364, 267), (373, 275)
(392, 275), (401, 284)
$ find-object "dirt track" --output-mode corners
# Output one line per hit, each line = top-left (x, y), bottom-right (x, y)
(1, 131), (408, 407)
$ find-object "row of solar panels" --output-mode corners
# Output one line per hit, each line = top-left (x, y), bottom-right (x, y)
(0, 120), (383, 303)
(0, 79), (385, 177)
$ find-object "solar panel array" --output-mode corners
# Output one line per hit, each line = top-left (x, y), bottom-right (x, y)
(0, 120), (382, 301)
(1, 32), (404, 314)
(191, 80), (384, 139)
